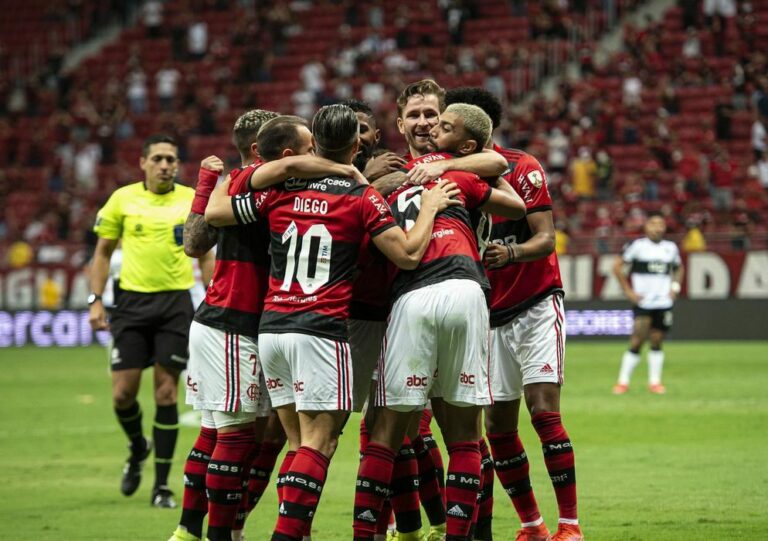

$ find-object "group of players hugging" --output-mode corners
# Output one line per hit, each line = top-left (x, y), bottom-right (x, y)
(170, 79), (582, 541)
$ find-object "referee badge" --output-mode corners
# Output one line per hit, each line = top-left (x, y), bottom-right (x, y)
(173, 224), (184, 246)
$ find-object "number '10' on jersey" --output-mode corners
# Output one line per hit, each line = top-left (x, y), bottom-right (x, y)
(231, 173), (396, 340)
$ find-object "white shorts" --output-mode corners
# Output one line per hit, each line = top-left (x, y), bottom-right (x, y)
(185, 321), (271, 416)
(349, 319), (387, 412)
(490, 294), (566, 402)
(200, 409), (260, 429)
(259, 332), (353, 412)
(376, 279), (491, 411)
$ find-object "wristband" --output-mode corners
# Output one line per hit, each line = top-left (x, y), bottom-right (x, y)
(506, 243), (519, 264)
(191, 168), (220, 214)
(670, 281), (681, 294)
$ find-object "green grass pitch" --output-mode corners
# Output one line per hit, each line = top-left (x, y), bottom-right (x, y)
(1, 341), (766, 540)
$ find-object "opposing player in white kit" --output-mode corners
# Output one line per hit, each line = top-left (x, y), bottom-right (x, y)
(613, 212), (684, 395)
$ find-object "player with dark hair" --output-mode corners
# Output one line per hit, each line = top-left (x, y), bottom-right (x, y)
(338, 98), (407, 181)
(89, 134), (214, 509)
(353, 103), (526, 541)
(442, 87), (583, 541)
(206, 104), (460, 541)
(613, 212), (683, 395)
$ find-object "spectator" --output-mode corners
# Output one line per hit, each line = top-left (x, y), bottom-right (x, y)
(571, 147), (597, 199)
(142, 0), (164, 39)
(755, 152), (768, 189)
(547, 127), (569, 176)
(681, 27), (701, 58)
(73, 140), (102, 190)
(187, 18), (208, 60)
(709, 146), (738, 211)
(126, 67), (148, 114)
(155, 62), (181, 112)
(622, 71), (642, 108)
(752, 118), (767, 160)
(682, 218), (707, 252)
(715, 102), (734, 140)
(595, 149), (614, 200)
(554, 220), (569, 255)
(300, 55), (326, 94)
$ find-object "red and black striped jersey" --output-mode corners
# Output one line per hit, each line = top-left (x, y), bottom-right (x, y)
(194, 163), (270, 337)
(487, 145), (563, 327)
(350, 235), (390, 321)
(387, 152), (492, 300)
(231, 175), (397, 340)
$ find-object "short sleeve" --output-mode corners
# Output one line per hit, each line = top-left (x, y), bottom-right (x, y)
(94, 192), (123, 240)
(513, 155), (552, 211)
(671, 243), (682, 266)
(360, 187), (397, 237)
(232, 188), (271, 225)
(453, 172), (492, 209)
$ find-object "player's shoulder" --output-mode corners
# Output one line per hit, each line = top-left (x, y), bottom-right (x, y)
(283, 175), (362, 196)
(406, 151), (453, 169)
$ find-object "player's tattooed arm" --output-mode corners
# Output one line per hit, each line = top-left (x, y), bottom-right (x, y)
(183, 212), (218, 257)
(407, 149), (506, 185)
(371, 170), (408, 196)
(249, 155), (357, 190)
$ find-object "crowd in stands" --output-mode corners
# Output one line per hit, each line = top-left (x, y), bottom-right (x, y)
(1, 0), (766, 270)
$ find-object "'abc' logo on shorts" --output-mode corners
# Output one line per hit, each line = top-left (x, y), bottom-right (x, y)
(293, 381), (305, 392)
(267, 378), (284, 390)
(406, 375), (428, 387)
(460, 372), (475, 385)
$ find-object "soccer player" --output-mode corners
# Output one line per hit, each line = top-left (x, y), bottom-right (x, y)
(169, 109), (279, 541)
(443, 86), (583, 541)
(89, 134), (214, 508)
(613, 212), (684, 395)
(353, 103), (526, 541)
(207, 104), (459, 541)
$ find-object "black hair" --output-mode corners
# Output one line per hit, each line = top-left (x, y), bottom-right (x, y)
(312, 104), (359, 161)
(141, 134), (177, 157)
(445, 87), (503, 129)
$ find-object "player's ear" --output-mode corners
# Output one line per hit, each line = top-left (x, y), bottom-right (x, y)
(396, 117), (405, 135)
(459, 139), (478, 155)
(374, 128), (382, 144)
(282, 148), (295, 158)
(250, 142), (259, 158)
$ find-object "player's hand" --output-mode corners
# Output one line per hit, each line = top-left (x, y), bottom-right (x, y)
(363, 152), (406, 181)
(669, 288), (678, 301)
(421, 180), (461, 213)
(627, 290), (643, 305)
(351, 165), (369, 185)
(484, 242), (512, 269)
(88, 302), (109, 331)
(200, 155), (224, 173)
(407, 160), (447, 185)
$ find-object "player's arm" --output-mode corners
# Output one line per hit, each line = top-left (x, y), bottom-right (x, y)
(479, 178), (526, 220)
(371, 170), (407, 196)
(485, 209), (555, 269)
(184, 156), (224, 257)
(88, 237), (118, 330)
(249, 155), (358, 190)
(670, 260), (684, 301)
(406, 149), (507, 185)
(197, 248), (215, 287)
(204, 177), (236, 227)
(372, 181), (460, 270)
(613, 255), (641, 305)
(364, 151), (407, 181)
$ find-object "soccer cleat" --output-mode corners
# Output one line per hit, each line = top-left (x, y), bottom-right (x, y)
(551, 524), (583, 541)
(399, 531), (425, 541)
(167, 527), (201, 541)
(386, 530), (400, 540)
(515, 523), (551, 541)
(120, 437), (152, 496)
(648, 383), (666, 394)
(612, 383), (628, 395)
(151, 485), (177, 508)
(427, 523), (446, 541)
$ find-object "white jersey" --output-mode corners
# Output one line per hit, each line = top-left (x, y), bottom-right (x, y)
(622, 237), (681, 310)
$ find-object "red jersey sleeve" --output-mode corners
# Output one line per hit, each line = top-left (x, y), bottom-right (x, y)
(510, 154), (552, 211)
(360, 186), (397, 237)
(450, 171), (493, 210)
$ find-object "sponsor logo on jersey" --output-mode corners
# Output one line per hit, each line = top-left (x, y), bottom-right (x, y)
(406, 375), (428, 387)
(266, 377), (284, 390)
(540, 363), (554, 374)
(285, 178), (307, 191)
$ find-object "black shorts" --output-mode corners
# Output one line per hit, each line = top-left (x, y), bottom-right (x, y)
(633, 307), (673, 332)
(109, 290), (194, 372)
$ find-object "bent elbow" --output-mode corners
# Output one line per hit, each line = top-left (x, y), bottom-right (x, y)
(397, 253), (421, 270)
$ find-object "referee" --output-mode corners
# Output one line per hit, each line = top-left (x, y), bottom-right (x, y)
(89, 134), (213, 508)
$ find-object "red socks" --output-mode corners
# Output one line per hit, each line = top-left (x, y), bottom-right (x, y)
(487, 430), (541, 523)
(445, 441), (481, 540)
(532, 412), (577, 521)
(180, 427), (217, 538)
(390, 442), (422, 534)
(353, 442), (396, 539)
(273, 446), (330, 539)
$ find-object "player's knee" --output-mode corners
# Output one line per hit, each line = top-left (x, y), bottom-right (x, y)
(154, 385), (177, 406)
(112, 388), (137, 409)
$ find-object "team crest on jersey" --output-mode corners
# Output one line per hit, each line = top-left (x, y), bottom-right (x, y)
(285, 178), (307, 191)
(526, 170), (544, 188)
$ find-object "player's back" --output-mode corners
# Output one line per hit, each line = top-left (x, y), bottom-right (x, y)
(258, 175), (395, 339)
(388, 152), (492, 300)
(195, 164), (270, 337)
